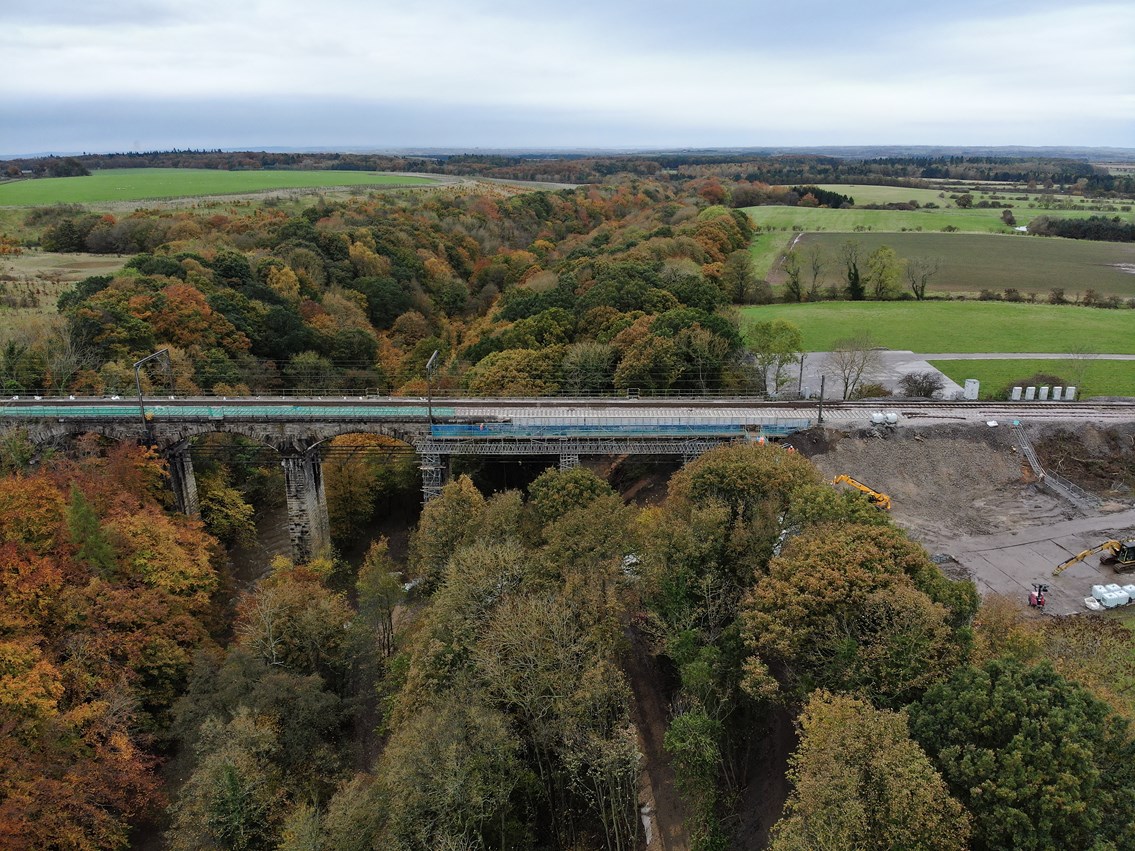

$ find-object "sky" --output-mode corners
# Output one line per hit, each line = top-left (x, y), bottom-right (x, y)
(3, 0), (1134, 155)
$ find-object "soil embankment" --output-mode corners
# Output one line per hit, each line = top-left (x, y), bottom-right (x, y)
(799, 423), (1075, 553)
(800, 421), (1135, 614)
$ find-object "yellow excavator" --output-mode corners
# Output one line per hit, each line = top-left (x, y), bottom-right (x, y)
(1053, 539), (1135, 576)
(832, 475), (892, 511)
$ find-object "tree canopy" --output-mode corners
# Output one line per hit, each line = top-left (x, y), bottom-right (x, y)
(909, 659), (1135, 851)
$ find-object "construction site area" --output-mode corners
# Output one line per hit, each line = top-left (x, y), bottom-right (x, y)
(791, 420), (1135, 616)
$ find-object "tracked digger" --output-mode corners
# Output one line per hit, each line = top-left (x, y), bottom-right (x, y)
(832, 475), (892, 511)
(1053, 540), (1135, 576)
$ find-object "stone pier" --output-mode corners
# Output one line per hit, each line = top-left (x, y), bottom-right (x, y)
(166, 440), (200, 519)
(281, 445), (331, 562)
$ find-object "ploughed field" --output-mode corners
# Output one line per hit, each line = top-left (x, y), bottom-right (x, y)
(771, 232), (1135, 298)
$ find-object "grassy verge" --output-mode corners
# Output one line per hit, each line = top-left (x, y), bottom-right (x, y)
(741, 301), (1135, 354)
(929, 358), (1135, 399)
(0, 168), (436, 206)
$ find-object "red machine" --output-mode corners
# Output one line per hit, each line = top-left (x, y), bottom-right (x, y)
(1029, 583), (1049, 611)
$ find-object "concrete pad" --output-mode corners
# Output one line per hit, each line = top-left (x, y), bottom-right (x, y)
(799, 350), (964, 399)
(946, 508), (1135, 616)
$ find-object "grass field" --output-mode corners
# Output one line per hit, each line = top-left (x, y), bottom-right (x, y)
(749, 230), (795, 278)
(805, 183), (1130, 214)
(741, 301), (1135, 354)
(807, 184), (961, 207)
(774, 232), (1135, 298)
(0, 252), (125, 326)
(0, 168), (436, 205)
(930, 359), (1135, 399)
(744, 203), (1130, 236)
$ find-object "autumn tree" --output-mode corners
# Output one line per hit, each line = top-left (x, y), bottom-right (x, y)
(770, 691), (969, 851)
(864, 245), (903, 300)
(408, 474), (486, 589)
(841, 240), (865, 300)
(804, 243), (826, 301)
(825, 332), (882, 400)
(741, 522), (976, 706)
(905, 256), (941, 300)
(196, 465), (256, 546)
(909, 659), (1135, 851)
(356, 538), (403, 658)
(613, 336), (680, 391)
(0, 445), (218, 849)
(465, 347), (562, 396)
(781, 249), (803, 303)
(746, 319), (803, 396)
(720, 249), (756, 303)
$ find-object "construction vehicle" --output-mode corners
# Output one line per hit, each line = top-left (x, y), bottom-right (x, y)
(1029, 583), (1049, 611)
(832, 475), (892, 511)
(1053, 540), (1135, 576)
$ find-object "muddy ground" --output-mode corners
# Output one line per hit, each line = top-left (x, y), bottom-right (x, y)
(800, 421), (1135, 615)
(800, 423), (1077, 554)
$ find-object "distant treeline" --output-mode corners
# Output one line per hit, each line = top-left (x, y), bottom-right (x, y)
(2, 150), (423, 177)
(1028, 215), (1135, 242)
(4, 150), (1132, 196)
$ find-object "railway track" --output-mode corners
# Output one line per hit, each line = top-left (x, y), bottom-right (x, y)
(1, 396), (1132, 424)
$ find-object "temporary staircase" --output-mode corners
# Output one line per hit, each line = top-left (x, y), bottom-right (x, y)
(1011, 421), (1101, 511)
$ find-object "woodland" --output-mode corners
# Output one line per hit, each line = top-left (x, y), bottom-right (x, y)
(3, 154), (1130, 400)
(3, 155), (1135, 849)
(5, 437), (1135, 850)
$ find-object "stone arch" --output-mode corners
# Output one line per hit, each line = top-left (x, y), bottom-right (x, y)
(147, 420), (427, 455)
(19, 421), (150, 447)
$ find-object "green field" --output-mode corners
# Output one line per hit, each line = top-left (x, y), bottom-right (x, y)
(749, 230), (794, 278)
(0, 168), (436, 205)
(773, 232), (1135, 298)
(807, 184), (961, 207)
(741, 301), (1135, 354)
(744, 203), (1130, 237)
(804, 183), (1129, 214)
(930, 359), (1135, 399)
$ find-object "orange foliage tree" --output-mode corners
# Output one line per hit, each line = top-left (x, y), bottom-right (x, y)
(0, 441), (220, 847)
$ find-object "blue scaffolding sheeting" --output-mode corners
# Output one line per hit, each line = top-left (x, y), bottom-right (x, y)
(431, 421), (811, 439)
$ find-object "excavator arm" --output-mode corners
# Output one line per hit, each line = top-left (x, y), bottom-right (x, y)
(832, 475), (893, 511)
(1053, 540), (1120, 576)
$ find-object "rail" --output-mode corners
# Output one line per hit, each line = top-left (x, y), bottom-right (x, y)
(0, 404), (454, 420)
(431, 423), (751, 439)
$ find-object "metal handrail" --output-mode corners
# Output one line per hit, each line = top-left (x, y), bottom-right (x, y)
(1012, 421), (1101, 509)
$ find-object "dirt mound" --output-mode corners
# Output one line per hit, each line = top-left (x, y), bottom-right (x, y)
(608, 456), (683, 506)
(1033, 424), (1135, 497)
(783, 426), (842, 457)
(808, 424), (1074, 552)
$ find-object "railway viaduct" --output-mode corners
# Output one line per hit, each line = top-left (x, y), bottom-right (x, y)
(3, 396), (1130, 561)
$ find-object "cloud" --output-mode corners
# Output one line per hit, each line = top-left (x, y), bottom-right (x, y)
(2, 0), (1132, 151)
